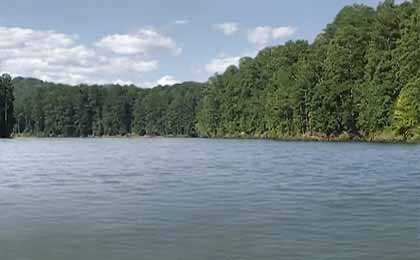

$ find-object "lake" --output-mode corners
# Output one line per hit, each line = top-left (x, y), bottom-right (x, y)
(0, 138), (419, 260)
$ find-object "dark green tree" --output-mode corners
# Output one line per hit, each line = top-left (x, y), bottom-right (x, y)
(0, 74), (15, 138)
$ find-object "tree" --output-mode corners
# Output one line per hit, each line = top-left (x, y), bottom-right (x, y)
(359, 0), (401, 136)
(393, 78), (420, 138)
(0, 74), (15, 138)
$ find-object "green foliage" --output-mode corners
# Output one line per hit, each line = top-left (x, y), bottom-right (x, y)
(392, 78), (420, 138)
(133, 82), (203, 137)
(356, 1), (400, 135)
(0, 74), (15, 138)
(196, 1), (420, 141)
(13, 78), (204, 137)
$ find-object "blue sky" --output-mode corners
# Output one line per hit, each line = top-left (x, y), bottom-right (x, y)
(0, 0), (389, 87)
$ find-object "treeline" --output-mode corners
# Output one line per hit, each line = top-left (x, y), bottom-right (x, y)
(5, 0), (420, 141)
(198, 0), (420, 141)
(13, 78), (204, 137)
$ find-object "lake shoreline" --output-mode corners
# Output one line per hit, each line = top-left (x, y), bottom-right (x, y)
(10, 132), (420, 144)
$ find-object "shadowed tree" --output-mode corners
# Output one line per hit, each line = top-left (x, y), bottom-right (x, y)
(0, 74), (15, 138)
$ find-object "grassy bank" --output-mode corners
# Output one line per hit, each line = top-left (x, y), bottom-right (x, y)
(198, 129), (420, 144)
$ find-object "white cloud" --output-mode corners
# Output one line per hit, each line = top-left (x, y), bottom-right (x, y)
(114, 79), (134, 86)
(173, 20), (189, 25)
(0, 26), (159, 85)
(205, 55), (241, 74)
(247, 26), (272, 46)
(213, 23), (239, 36)
(0, 27), (76, 49)
(272, 26), (296, 39)
(247, 26), (296, 45)
(156, 75), (180, 86)
(96, 29), (182, 55)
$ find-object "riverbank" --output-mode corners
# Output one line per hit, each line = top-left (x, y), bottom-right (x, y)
(209, 131), (413, 144)
(192, 128), (420, 144)
(10, 130), (420, 144)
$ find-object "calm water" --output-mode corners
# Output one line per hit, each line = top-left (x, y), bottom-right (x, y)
(0, 138), (419, 260)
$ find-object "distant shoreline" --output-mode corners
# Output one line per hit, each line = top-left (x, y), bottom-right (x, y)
(9, 133), (419, 144)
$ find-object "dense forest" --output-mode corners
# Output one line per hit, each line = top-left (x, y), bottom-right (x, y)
(197, 0), (420, 141)
(2, 0), (420, 141)
(11, 78), (204, 137)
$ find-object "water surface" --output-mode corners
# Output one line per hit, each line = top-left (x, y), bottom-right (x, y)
(1, 138), (419, 259)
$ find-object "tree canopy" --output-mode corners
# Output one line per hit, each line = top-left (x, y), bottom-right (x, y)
(197, 1), (420, 141)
